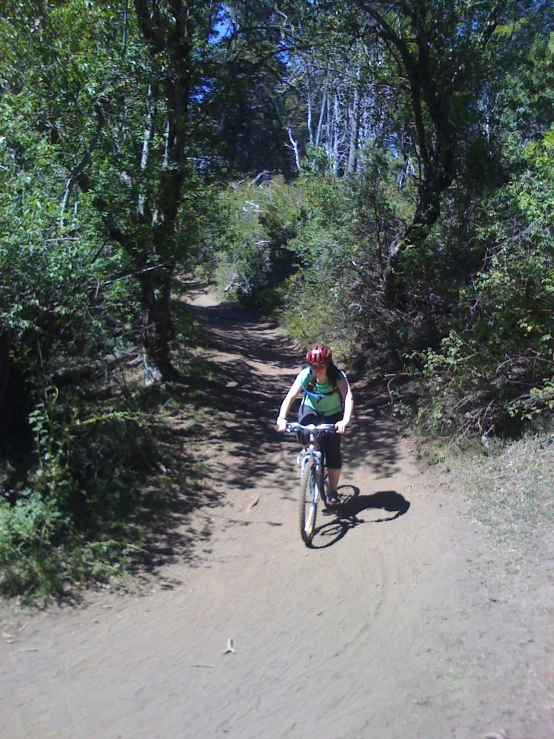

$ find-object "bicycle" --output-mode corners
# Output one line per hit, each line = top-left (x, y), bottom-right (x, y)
(285, 421), (337, 545)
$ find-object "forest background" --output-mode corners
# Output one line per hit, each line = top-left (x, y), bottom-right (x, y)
(1, 0), (554, 595)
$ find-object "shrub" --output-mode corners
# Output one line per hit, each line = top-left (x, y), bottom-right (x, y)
(214, 175), (303, 312)
(413, 127), (554, 437)
(0, 493), (67, 595)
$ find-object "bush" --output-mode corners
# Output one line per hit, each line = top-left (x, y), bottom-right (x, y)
(413, 128), (554, 437)
(0, 493), (67, 595)
(214, 175), (303, 312)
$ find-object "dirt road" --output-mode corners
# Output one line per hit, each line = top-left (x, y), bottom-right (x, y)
(1, 286), (553, 738)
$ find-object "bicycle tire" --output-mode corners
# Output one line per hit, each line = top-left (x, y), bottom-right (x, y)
(299, 457), (320, 545)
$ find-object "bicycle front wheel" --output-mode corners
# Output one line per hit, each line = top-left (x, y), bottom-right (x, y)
(299, 457), (320, 545)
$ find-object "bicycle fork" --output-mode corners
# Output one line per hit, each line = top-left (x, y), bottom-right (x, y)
(313, 450), (324, 502)
(297, 445), (314, 475)
(299, 449), (325, 494)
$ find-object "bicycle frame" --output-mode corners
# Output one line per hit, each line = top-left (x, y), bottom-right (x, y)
(285, 422), (336, 544)
(287, 421), (335, 470)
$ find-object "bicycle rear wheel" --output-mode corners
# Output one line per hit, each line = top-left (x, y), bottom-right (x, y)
(299, 457), (320, 545)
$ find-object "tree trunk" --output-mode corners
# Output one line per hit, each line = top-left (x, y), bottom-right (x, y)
(0, 333), (12, 439)
(347, 85), (360, 174)
(139, 264), (179, 382)
(316, 91), (326, 147)
(352, 1), (459, 306)
(306, 75), (314, 145)
(0, 333), (30, 451)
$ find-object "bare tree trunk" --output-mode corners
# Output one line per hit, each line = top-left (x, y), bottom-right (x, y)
(316, 91), (327, 147)
(272, 96), (302, 173)
(137, 83), (157, 219)
(306, 74), (315, 145)
(287, 126), (302, 173)
(332, 92), (340, 173)
(325, 93), (332, 161)
(347, 86), (360, 174)
(139, 263), (179, 382)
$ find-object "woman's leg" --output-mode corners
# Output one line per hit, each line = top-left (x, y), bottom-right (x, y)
(328, 468), (341, 493)
(297, 404), (320, 446)
(327, 468), (340, 501)
(324, 413), (343, 503)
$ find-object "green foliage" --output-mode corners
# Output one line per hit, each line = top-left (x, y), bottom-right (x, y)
(413, 126), (554, 437)
(281, 145), (420, 362)
(0, 489), (127, 596)
(3, 0), (554, 598)
(280, 169), (360, 350)
(0, 380), (199, 597)
(0, 1), (172, 594)
(214, 175), (304, 311)
(0, 387), (139, 595)
(0, 493), (67, 595)
(215, 146), (417, 360)
(501, 31), (554, 139)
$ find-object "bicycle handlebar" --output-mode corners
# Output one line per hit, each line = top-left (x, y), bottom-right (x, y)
(285, 422), (337, 434)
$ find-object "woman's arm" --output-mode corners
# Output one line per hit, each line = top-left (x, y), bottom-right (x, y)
(335, 377), (354, 434)
(276, 375), (304, 432)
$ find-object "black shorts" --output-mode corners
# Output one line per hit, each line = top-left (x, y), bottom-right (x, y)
(297, 404), (343, 469)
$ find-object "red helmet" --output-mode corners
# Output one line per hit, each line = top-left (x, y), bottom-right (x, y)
(306, 344), (332, 365)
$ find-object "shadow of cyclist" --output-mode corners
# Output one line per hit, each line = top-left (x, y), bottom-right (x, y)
(309, 488), (410, 550)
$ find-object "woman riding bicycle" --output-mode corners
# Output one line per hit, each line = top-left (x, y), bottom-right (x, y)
(276, 344), (354, 506)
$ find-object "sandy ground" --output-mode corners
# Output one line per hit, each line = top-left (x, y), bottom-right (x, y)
(1, 286), (553, 739)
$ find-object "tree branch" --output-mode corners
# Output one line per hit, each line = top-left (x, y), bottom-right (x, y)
(60, 103), (105, 226)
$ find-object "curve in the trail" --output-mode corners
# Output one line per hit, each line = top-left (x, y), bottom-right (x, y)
(0, 286), (552, 739)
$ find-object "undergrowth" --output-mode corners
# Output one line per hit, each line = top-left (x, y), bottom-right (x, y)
(0, 296), (221, 601)
(390, 374), (554, 555)
(425, 432), (554, 560)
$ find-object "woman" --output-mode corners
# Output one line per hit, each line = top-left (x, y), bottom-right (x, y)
(276, 344), (354, 506)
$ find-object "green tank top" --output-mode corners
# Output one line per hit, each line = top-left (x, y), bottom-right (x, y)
(298, 367), (345, 416)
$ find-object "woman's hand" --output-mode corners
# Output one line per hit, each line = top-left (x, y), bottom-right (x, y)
(335, 419), (348, 435)
(276, 418), (287, 433)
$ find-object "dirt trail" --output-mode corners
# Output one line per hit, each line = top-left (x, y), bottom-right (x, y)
(1, 286), (553, 739)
